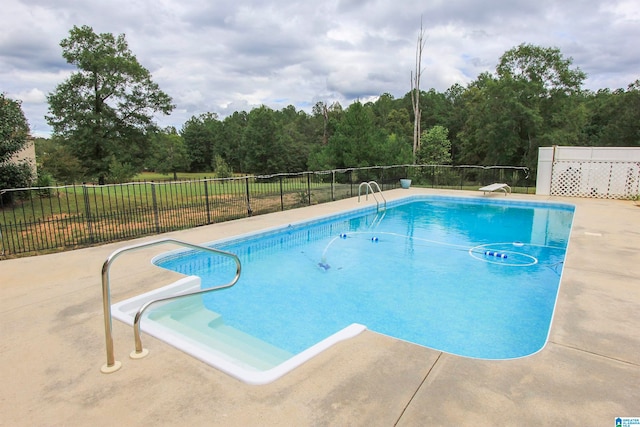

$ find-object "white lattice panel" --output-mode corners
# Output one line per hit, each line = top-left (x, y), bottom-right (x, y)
(550, 161), (640, 199)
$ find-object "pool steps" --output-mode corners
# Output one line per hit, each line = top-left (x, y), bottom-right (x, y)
(102, 239), (241, 374)
(148, 298), (293, 371)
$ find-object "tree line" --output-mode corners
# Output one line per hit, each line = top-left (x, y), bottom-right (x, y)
(3, 26), (639, 190)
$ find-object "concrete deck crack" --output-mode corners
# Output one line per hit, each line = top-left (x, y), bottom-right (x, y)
(550, 340), (639, 367)
(393, 352), (443, 426)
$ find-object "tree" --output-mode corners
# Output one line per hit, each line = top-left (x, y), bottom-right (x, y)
(496, 44), (587, 167)
(381, 133), (413, 166)
(443, 83), (468, 164)
(181, 112), (220, 172)
(411, 19), (427, 162)
(420, 89), (451, 131)
(46, 25), (174, 184)
(370, 93), (395, 130)
(213, 154), (232, 178)
(1, 94), (34, 198)
(585, 81), (640, 147)
(241, 106), (283, 174)
(312, 101), (330, 145)
(35, 137), (86, 184)
(417, 125), (452, 165)
(148, 128), (189, 180)
(273, 105), (312, 172)
(220, 111), (247, 172)
(324, 101), (386, 168)
(386, 108), (412, 141)
(496, 43), (586, 95)
(457, 45), (587, 169)
(415, 125), (452, 184)
(458, 73), (543, 166)
(311, 101), (343, 147)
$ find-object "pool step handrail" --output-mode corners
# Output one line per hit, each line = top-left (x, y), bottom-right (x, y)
(358, 181), (387, 212)
(370, 210), (386, 228)
(100, 238), (241, 374)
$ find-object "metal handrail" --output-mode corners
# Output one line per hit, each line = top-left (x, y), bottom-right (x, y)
(100, 238), (241, 373)
(368, 181), (387, 209)
(357, 181), (387, 211)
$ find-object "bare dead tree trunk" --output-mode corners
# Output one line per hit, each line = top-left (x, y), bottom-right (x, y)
(322, 103), (329, 145)
(411, 20), (427, 163)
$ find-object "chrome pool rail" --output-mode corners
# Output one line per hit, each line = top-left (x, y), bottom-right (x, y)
(100, 238), (241, 374)
(357, 181), (387, 212)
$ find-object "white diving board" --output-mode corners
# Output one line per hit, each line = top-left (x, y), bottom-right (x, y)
(479, 183), (511, 195)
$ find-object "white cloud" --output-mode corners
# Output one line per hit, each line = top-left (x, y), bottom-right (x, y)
(1, 0), (638, 136)
(602, 0), (640, 21)
(9, 88), (47, 104)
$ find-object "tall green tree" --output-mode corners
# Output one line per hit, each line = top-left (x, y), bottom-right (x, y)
(241, 106), (284, 174)
(213, 154), (232, 178)
(46, 25), (174, 184)
(496, 43), (587, 166)
(311, 101), (330, 146)
(417, 125), (452, 165)
(324, 101), (386, 168)
(0, 94), (34, 198)
(496, 44), (586, 95)
(585, 81), (640, 147)
(458, 74), (530, 165)
(381, 133), (413, 166)
(369, 93), (395, 130)
(386, 108), (412, 141)
(443, 83), (467, 164)
(459, 44), (586, 168)
(311, 101), (343, 147)
(181, 112), (220, 172)
(35, 137), (86, 184)
(148, 127), (189, 180)
(273, 105), (312, 172)
(419, 89), (451, 132)
(220, 111), (247, 172)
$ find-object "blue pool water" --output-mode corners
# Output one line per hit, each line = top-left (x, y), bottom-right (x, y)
(154, 196), (573, 360)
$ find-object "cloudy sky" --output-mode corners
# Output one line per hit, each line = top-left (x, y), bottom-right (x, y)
(2, 0), (639, 137)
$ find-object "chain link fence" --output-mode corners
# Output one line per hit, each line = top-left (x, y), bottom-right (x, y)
(0, 164), (530, 257)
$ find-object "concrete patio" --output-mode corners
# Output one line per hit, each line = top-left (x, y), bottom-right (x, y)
(1, 188), (638, 426)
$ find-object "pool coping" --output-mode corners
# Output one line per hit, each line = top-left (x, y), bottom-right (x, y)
(1, 187), (638, 426)
(115, 194), (575, 381)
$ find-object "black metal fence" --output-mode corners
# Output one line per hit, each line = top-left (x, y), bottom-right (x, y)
(0, 164), (530, 257)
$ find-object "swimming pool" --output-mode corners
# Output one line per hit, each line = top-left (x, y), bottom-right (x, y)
(112, 195), (574, 384)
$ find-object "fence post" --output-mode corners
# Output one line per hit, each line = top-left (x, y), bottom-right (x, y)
(349, 170), (354, 197)
(0, 195), (6, 255)
(151, 182), (160, 233)
(82, 185), (94, 244)
(279, 176), (284, 211)
(307, 173), (311, 205)
(204, 179), (212, 224)
(245, 177), (253, 217)
(331, 171), (335, 201)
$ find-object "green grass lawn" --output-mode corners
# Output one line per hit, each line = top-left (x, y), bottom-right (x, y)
(0, 175), (343, 256)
